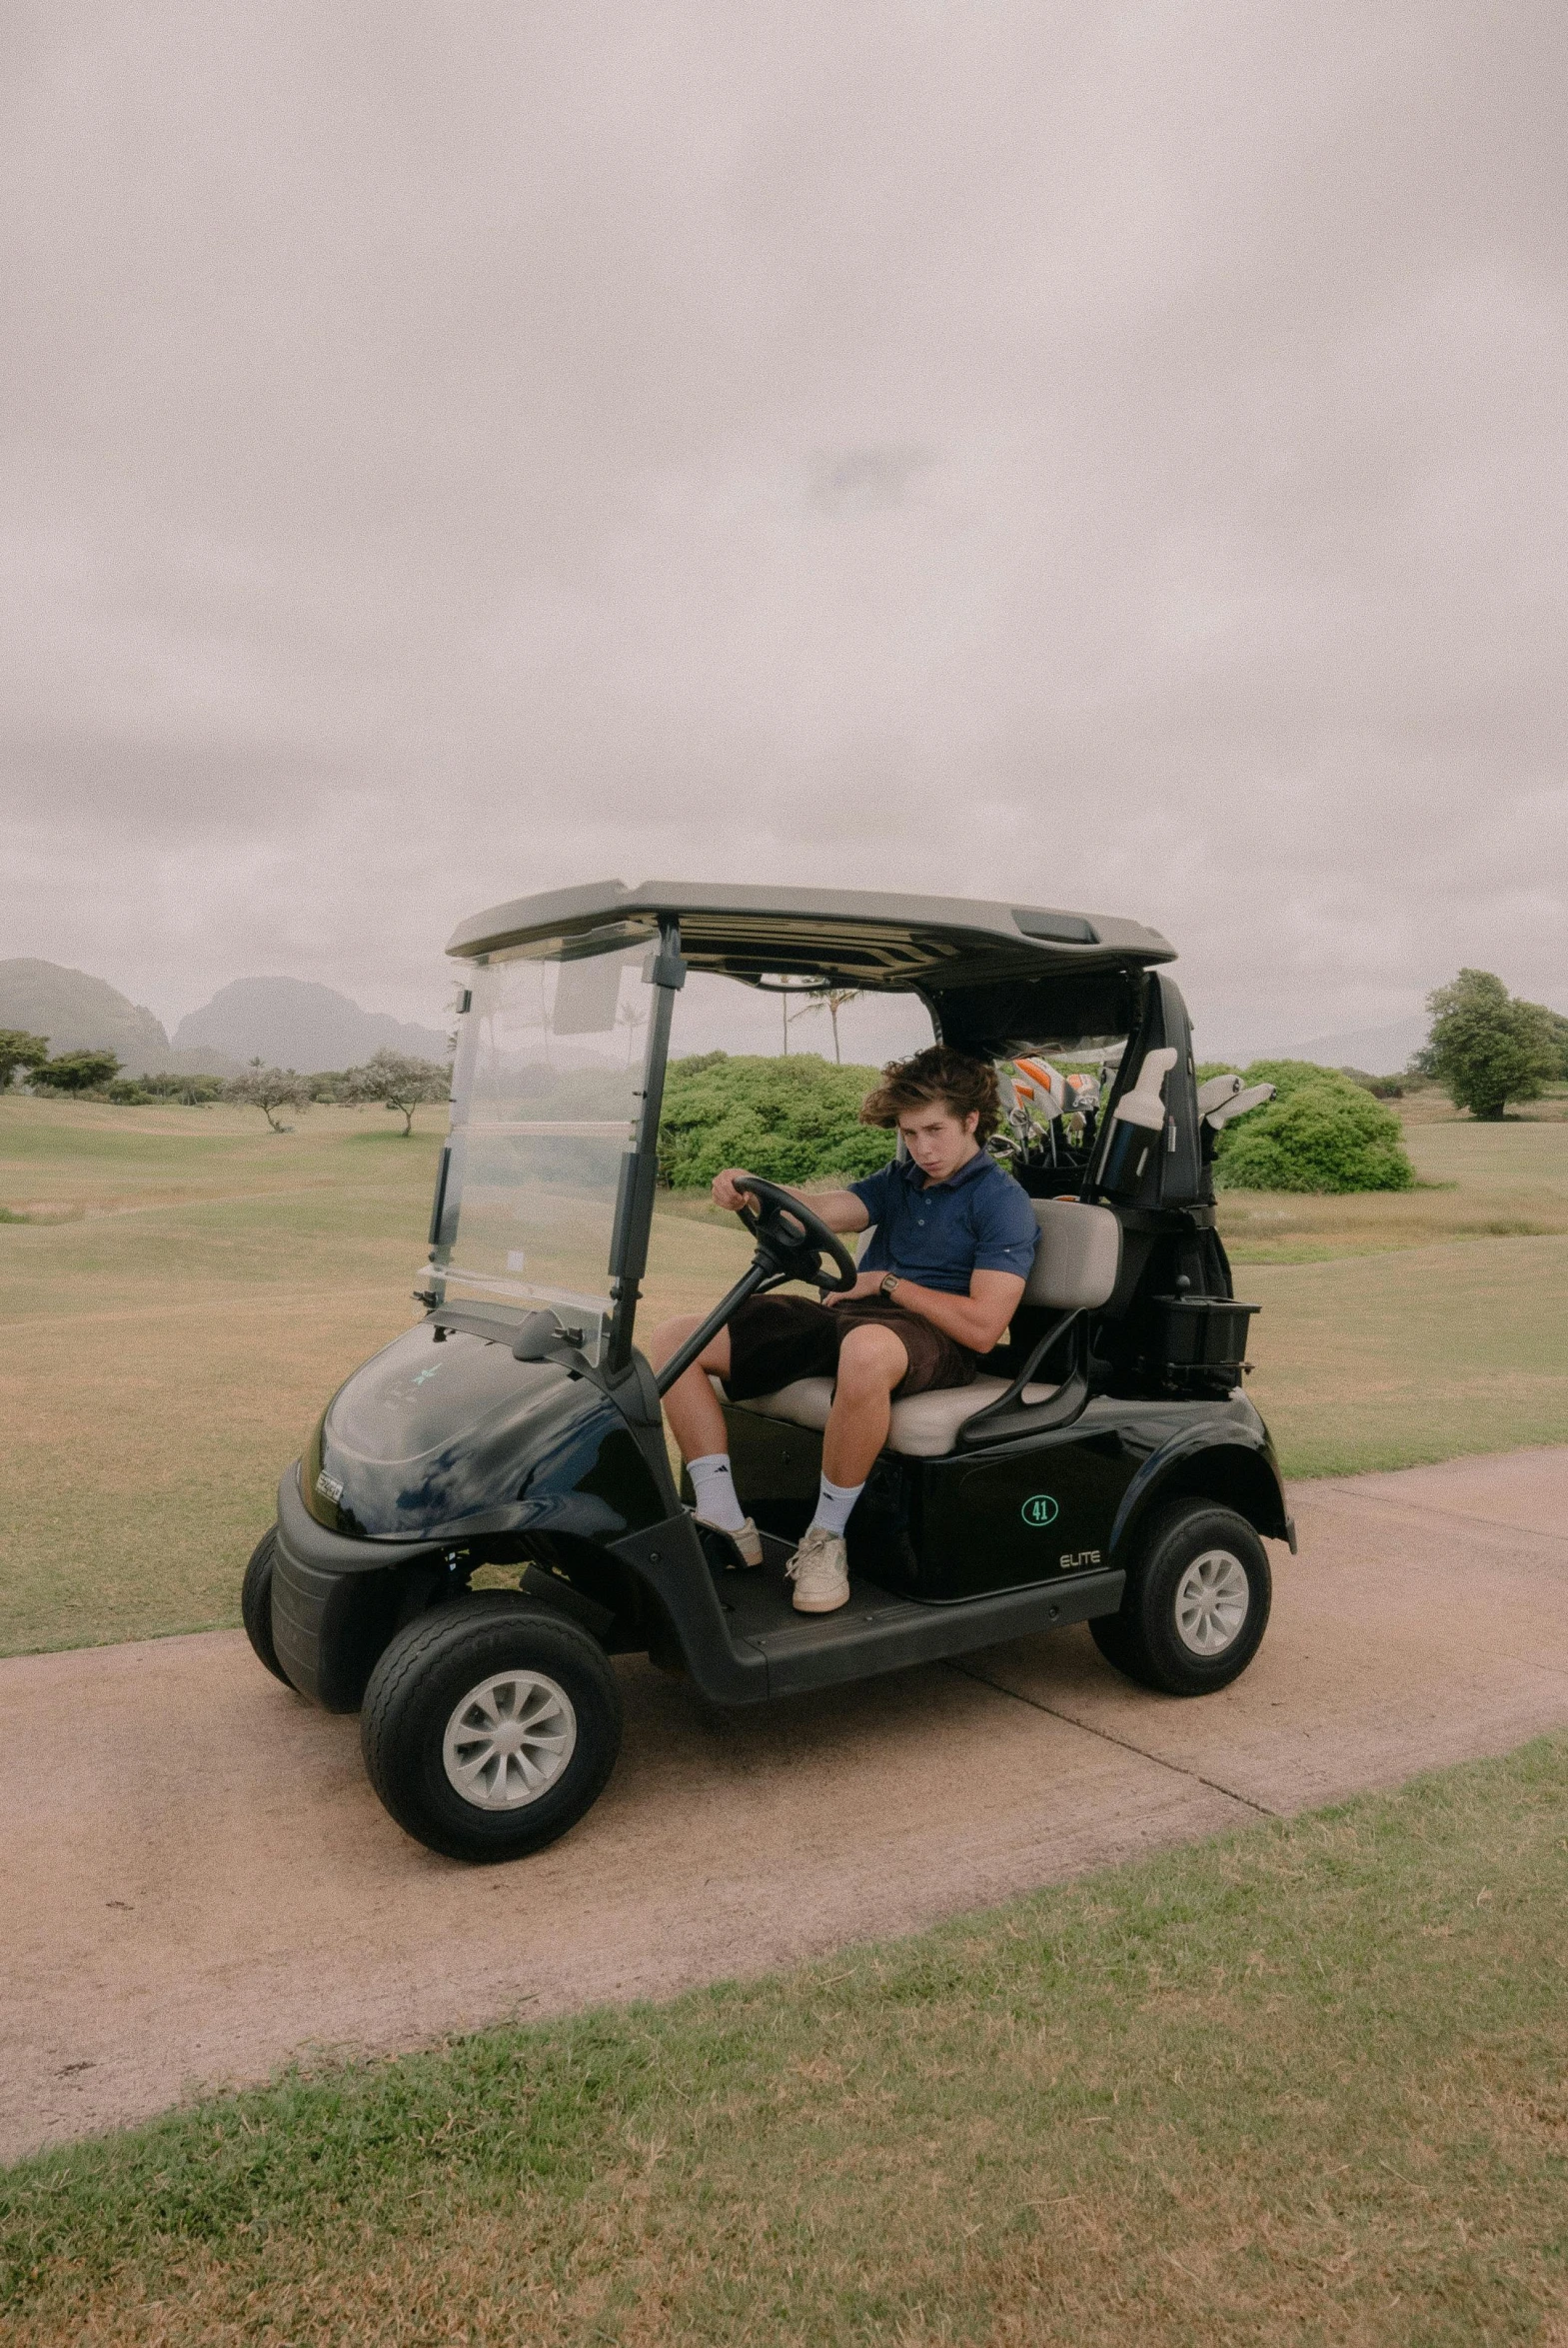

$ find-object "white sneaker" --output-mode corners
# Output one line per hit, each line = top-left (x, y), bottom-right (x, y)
(697, 1513), (764, 1568)
(785, 1526), (850, 1613)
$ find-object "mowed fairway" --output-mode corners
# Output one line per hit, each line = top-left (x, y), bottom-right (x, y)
(1229, 1112), (1568, 1478)
(3, 1098), (1566, 1655)
(0, 1100), (755, 1658)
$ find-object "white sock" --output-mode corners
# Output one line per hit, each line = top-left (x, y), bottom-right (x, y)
(689, 1452), (748, 1532)
(810, 1471), (864, 1538)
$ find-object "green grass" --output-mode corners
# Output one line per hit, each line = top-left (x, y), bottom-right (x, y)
(5, 1735), (1567, 2345)
(1215, 1107), (1568, 1475)
(1219, 1114), (1568, 1263)
(0, 1101), (444, 1657)
(3, 1099), (1566, 1656)
(0, 1099), (762, 1658)
(1240, 1235), (1568, 1477)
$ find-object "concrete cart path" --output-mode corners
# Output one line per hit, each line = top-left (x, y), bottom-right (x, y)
(3, 1446), (1566, 2164)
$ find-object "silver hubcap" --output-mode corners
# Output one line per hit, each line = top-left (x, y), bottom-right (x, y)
(442, 1669), (577, 1810)
(1173, 1550), (1250, 1655)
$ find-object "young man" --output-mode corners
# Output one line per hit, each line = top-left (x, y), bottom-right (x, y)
(651, 1045), (1039, 1615)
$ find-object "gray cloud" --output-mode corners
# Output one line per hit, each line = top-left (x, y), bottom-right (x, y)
(1, 0), (1564, 1053)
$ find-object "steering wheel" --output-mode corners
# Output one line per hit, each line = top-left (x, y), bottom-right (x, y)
(652, 1174), (858, 1396)
(732, 1175), (858, 1295)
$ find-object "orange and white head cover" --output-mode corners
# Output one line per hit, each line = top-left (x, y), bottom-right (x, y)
(1012, 1056), (1068, 1121)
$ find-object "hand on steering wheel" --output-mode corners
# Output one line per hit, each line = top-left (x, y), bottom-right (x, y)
(730, 1174), (858, 1295)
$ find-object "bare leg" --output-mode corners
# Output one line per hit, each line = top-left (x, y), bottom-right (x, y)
(648, 1313), (733, 1463)
(822, 1322), (908, 1485)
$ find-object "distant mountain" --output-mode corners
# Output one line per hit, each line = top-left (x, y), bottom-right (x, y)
(172, 977), (450, 1073)
(0, 960), (171, 1074)
(1282, 1014), (1432, 1075)
(157, 1043), (250, 1080)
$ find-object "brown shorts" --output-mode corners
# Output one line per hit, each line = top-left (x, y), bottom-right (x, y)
(724, 1294), (979, 1405)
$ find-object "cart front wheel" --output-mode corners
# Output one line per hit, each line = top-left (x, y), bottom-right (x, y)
(361, 1598), (623, 1861)
(1091, 1500), (1270, 1695)
(241, 1528), (292, 1685)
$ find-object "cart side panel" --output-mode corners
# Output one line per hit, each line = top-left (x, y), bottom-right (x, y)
(848, 1426), (1135, 1603)
(715, 1403), (822, 1545)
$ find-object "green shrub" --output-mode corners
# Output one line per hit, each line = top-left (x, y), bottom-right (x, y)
(134, 1073), (227, 1105)
(105, 1080), (157, 1105)
(32, 1048), (122, 1095)
(1233, 1058), (1359, 1104)
(1215, 1062), (1415, 1193)
(658, 1053), (895, 1190)
(1339, 1065), (1405, 1099)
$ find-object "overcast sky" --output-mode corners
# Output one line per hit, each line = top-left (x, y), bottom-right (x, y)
(2, 0), (1564, 1058)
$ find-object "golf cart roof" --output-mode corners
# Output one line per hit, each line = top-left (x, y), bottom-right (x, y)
(447, 881), (1174, 992)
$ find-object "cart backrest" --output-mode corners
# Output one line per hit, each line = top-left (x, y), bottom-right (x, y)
(1020, 1198), (1121, 1309)
(854, 1194), (1119, 1309)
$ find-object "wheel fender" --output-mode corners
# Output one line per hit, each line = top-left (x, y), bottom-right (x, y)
(1109, 1428), (1291, 1570)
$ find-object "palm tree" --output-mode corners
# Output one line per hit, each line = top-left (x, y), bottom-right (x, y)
(616, 1000), (648, 1067)
(793, 988), (862, 1063)
(766, 978), (821, 1056)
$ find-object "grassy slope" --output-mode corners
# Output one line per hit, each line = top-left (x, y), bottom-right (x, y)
(2, 1100), (1565, 1655)
(1221, 1117), (1568, 1477)
(0, 1104), (437, 1657)
(1221, 1113), (1568, 1263)
(4, 1735), (1566, 2346)
(1241, 1234), (1568, 1478)
(0, 1101), (761, 1656)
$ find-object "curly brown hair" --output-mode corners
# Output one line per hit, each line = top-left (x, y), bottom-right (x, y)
(858, 1044), (1001, 1143)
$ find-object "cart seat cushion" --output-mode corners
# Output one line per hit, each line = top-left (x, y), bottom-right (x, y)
(713, 1372), (1058, 1458)
(1021, 1197), (1120, 1309)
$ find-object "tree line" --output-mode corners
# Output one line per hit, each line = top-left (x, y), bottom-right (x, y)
(3, 967), (1562, 1198)
(0, 1037), (451, 1134)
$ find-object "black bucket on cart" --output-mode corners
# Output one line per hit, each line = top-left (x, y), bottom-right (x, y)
(1144, 1294), (1260, 1395)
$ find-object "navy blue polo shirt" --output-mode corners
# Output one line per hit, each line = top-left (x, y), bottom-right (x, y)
(848, 1150), (1038, 1294)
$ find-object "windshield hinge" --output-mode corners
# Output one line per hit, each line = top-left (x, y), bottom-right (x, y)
(643, 940), (687, 990)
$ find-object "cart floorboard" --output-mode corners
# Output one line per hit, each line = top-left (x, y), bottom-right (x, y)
(708, 1533), (1123, 1697)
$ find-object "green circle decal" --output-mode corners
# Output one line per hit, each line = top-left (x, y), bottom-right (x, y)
(1021, 1493), (1059, 1528)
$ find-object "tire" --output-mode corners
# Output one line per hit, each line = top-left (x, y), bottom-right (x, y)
(241, 1528), (292, 1685)
(361, 1597), (624, 1862)
(1091, 1500), (1271, 1696)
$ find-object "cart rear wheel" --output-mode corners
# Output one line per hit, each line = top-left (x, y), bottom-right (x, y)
(1091, 1500), (1270, 1695)
(361, 1597), (623, 1861)
(241, 1528), (292, 1685)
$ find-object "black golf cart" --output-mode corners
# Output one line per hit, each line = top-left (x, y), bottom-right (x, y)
(244, 882), (1292, 1861)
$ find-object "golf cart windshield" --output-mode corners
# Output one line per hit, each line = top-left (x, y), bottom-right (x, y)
(431, 935), (652, 1362)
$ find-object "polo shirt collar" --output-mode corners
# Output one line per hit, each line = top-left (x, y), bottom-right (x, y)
(897, 1147), (992, 1194)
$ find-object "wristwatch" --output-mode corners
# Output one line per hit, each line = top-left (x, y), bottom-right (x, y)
(878, 1272), (901, 1300)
